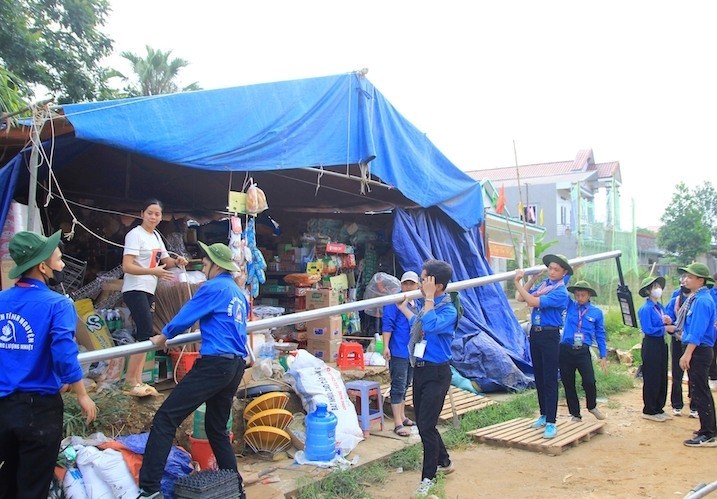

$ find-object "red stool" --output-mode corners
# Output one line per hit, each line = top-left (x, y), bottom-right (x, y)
(337, 341), (364, 370)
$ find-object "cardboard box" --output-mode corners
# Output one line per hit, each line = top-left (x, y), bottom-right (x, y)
(1, 259), (15, 291)
(305, 315), (343, 340)
(306, 289), (345, 310)
(306, 339), (342, 362)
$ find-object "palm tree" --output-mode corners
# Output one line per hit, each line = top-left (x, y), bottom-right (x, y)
(119, 45), (201, 97)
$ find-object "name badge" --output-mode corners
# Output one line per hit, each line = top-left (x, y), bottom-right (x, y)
(414, 340), (427, 358)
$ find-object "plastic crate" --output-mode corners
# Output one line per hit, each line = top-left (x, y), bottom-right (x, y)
(173, 469), (240, 499)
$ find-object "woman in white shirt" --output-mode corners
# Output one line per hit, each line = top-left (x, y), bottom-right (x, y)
(122, 199), (187, 397)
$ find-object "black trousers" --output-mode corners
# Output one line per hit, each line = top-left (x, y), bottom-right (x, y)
(530, 329), (560, 423)
(709, 343), (717, 380)
(642, 335), (668, 415)
(139, 356), (245, 493)
(689, 346), (717, 438)
(0, 392), (64, 499)
(559, 344), (597, 418)
(670, 336), (695, 411)
(413, 362), (451, 481)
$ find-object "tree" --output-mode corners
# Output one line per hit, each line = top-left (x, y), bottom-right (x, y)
(0, 66), (29, 117)
(657, 182), (711, 265)
(0, 0), (113, 103)
(693, 181), (717, 243)
(118, 46), (201, 97)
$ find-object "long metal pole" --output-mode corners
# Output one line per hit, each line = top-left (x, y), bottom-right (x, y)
(77, 250), (622, 364)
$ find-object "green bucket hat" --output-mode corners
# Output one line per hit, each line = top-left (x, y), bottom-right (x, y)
(567, 280), (597, 297)
(638, 275), (666, 297)
(542, 254), (573, 275)
(679, 262), (715, 288)
(198, 241), (240, 272)
(8, 230), (62, 280)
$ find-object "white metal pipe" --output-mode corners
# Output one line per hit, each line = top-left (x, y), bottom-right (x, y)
(77, 250), (622, 364)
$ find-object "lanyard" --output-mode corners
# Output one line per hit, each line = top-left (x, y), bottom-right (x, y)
(576, 306), (588, 333)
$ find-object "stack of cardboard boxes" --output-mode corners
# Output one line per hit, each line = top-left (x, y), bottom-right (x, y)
(304, 288), (346, 362)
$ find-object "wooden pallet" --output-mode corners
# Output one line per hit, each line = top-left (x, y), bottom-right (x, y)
(468, 417), (606, 455)
(380, 383), (495, 423)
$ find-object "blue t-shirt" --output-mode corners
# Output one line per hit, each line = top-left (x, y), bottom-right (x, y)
(562, 300), (607, 357)
(163, 273), (249, 357)
(0, 278), (84, 396)
(382, 301), (419, 359)
(681, 288), (717, 347)
(408, 294), (456, 364)
(529, 278), (569, 327)
(638, 299), (667, 338)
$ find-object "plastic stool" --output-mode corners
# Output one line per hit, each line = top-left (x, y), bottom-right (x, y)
(345, 379), (384, 436)
(337, 341), (364, 371)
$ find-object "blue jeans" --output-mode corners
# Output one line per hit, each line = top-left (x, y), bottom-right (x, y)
(389, 356), (413, 404)
(139, 355), (245, 493)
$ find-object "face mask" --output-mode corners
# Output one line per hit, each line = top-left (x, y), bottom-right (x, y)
(650, 287), (663, 299)
(44, 267), (65, 286)
(680, 286), (689, 295)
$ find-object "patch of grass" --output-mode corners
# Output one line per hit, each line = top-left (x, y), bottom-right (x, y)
(386, 443), (422, 471)
(430, 472), (447, 498)
(604, 308), (642, 352)
(442, 426), (472, 450)
(62, 390), (132, 438)
(296, 463), (387, 499)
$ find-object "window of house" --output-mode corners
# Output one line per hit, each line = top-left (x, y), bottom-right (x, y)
(560, 206), (568, 226)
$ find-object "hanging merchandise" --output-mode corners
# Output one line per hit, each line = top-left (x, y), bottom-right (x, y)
(229, 216), (249, 288)
(245, 218), (267, 298)
(245, 179), (269, 215)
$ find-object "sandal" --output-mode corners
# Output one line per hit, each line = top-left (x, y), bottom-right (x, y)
(393, 425), (410, 437)
(402, 418), (415, 427)
(124, 383), (159, 398)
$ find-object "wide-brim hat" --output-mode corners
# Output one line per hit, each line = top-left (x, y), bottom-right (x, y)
(567, 280), (597, 297)
(198, 241), (240, 272)
(679, 262), (715, 288)
(542, 254), (573, 275)
(8, 230), (62, 280)
(638, 275), (666, 297)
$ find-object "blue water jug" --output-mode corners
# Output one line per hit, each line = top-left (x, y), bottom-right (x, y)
(304, 402), (338, 462)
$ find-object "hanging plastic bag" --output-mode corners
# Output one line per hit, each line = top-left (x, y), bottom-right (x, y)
(245, 179), (268, 215)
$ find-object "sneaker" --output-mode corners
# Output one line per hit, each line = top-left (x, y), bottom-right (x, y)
(436, 460), (455, 475)
(672, 408), (683, 417)
(137, 491), (163, 499)
(684, 434), (717, 447)
(642, 413), (665, 422)
(657, 412), (673, 421)
(543, 423), (557, 439)
(690, 410), (699, 419)
(531, 415), (547, 428)
(710, 380), (717, 391)
(570, 415), (583, 423)
(589, 407), (606, 420)
(415, 477), (435, 498)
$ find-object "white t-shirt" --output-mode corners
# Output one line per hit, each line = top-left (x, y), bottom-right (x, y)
(121, 226), (169, 294)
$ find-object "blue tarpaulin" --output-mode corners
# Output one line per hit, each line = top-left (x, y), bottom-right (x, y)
(392, 208), (533, 392)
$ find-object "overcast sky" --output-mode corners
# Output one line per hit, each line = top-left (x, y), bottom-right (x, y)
(102, 0), (717, 229)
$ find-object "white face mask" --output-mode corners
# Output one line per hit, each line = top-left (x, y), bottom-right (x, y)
(650, 287), (663, 299)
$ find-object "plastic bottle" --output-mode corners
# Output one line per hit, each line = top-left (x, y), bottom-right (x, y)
(304, 402), (338, 462)
(374, 333), (384, 355)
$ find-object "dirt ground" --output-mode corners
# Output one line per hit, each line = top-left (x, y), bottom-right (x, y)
(368, 382), (717, 499)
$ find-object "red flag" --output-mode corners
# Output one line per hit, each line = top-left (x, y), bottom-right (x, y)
(496, 184), (506, 214)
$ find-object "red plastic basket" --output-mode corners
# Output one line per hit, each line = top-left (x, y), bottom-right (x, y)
(170, 350), (199, 382)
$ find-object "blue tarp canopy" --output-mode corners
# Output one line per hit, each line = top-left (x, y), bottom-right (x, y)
(0, 72), (532, 390)
(0, 73), (483, 231)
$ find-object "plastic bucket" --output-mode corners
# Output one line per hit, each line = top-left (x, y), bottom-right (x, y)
(170, 351), (199, 382)
(189, 433), (233, 471)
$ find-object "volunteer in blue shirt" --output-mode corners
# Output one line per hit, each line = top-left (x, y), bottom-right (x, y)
(138, 241), (249, 499)
(678, 263), (717, 447)
(0, 230), (96, 499)
(560, 280), (607, 422)
(382, 270), (421, 437)
(708, 271), (717, 389)
(514, 254), (572, 439)
(665, 276), (697, 417)
(398, 259), (457, 498)
(637, 275), (675, 422)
